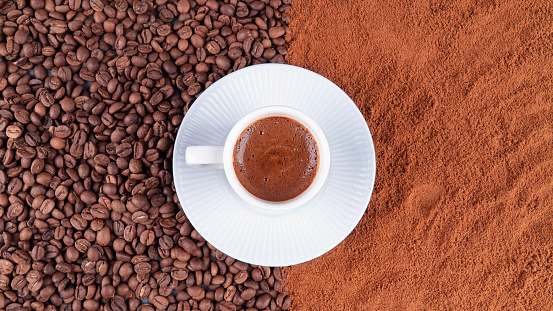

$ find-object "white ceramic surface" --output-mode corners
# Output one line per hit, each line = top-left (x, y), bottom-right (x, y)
(184, 105), (331, 210)
(173, 64), (376, 267)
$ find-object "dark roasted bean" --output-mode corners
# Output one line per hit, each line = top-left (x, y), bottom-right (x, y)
(0, 0), (292, 309)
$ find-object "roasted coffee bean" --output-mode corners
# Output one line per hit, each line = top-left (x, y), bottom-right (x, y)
(25, 131), (42, 147)
(57, 66), (72, 82)
(53, 125), (72, 138)
(80, 191), (97, 205)
(152, 295), (169, 309)
(102, 183), (117, 195)
(224, 285), (237, 301)
(94, 227), (110, 246)
(16, 146), (37, 159)
(50, 137), (66, 150)
(94, 154), (110, 166)
(219, 301), (237, 311)
(140, 229), (156, 245)
(0, 259), (14, 274)
(31, 244), (45, 261)
(14, 109), (31, 124)
(206, 41), (221, 54)
(111, 296), (127, 311)
(39, 198), (55, 214)
(74, 239), (91, 253)
(134, 262), (152, 274)
(171, 267), (189, 281)
(256, 293), (272, 309)
(241, 288), (257, 301)
(199, 299), (214, 311)
(37, 285), (56, 302)
(96, 71), (111, 87)
(50, 20), (68, 34)
(234, 270), (248, 284)
(268, 26), (286, 38)
(6, 125), (22, 138)
(70, 214), (88, 231)
(0, 275), (10, 288)
(116, 143), (132, 157)
(252, 41), (265, 58)
(159, 235), (174, 249)
(131, 211), (148, 223)
(251, 268), (263, 281)
(55, 262), (72, 273)
(260, 266), (271, 279)
(274, 267), (287, 281)
(0, 0), (291, 309)
(124, 225), (136, 242)
(12, 249), (31, 264)
(84, 142), (97, 159)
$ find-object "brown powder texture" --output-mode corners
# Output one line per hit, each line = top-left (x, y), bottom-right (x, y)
(284, 0), (553, 310)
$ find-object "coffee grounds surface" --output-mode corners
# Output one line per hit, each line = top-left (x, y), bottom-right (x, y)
(284, 0), (553, 310)
(233, 117), (318, 202)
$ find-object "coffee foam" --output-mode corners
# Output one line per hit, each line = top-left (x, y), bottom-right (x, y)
(233, 117), (319, 202)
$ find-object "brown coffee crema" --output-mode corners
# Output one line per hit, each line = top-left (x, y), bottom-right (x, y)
(233, 116), (319, 202)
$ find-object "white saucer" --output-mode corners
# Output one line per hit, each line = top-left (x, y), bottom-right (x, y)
(173, 64), (376, 266)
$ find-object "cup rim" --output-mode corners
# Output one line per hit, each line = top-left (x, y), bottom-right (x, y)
(222, 106), (331, 211)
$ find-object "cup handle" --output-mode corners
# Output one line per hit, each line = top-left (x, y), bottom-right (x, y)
(185, 146), (225, 169)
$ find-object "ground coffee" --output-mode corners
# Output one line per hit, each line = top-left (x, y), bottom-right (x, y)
(233, 116), (318, 202)
(284, 0), (553, 309)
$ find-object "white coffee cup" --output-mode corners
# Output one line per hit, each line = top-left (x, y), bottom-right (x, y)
(185, 106), (330, 210)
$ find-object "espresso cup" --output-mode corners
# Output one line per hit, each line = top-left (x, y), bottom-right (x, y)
(185, 106), (330, 210)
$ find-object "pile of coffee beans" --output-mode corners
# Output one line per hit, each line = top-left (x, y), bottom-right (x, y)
(0, 0), (291, 309)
